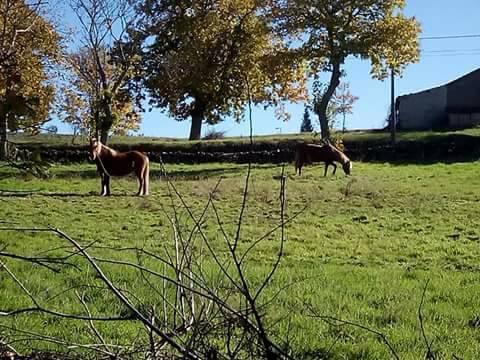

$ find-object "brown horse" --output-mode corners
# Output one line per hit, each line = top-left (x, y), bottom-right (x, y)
(295, 142), (352, 176)
(88, 138), (150, 196)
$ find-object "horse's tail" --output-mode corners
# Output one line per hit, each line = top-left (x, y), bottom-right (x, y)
(144, 156), (150, 195)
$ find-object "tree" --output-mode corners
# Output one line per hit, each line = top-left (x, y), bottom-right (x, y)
(312, 81), (341, 131)
(133, 0), (308, 140)
(56, 87), (90, 144)
(68, 0), (141, 144)
(276, 0), (420, 139)
(300, 106), (313, 132)
(58, 46), (141, 142)
(0, 0), (60, 159)
(334, 82), (358, 133)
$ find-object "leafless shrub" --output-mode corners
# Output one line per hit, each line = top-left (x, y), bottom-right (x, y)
(0, 156), (305, 359)
(202, 129), (227, 140)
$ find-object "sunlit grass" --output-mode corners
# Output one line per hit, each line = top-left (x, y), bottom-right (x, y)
(1, 160), (480, 358)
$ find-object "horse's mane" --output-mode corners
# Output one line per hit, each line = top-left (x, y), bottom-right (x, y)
(98, 142), (118, 157)
(325, 142), (350, 164)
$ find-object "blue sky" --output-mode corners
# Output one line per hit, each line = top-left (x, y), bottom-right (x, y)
(52, 0), (480, 138)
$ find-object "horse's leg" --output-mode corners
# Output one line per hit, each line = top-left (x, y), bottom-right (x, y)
(136, 176), (142, 196)
(100, 174), (107, 196)
(296, 162), (301, 175)
(105, 175), (111, 196)
(332, 163), (337, 175)
(135, 167), (144, 196)
(295, 159), (302, 175)
(324, 163), (328, 177)
(142, 162), (149, 196)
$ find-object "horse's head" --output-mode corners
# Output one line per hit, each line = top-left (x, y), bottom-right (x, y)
(88, 138), (102, 161)
(342, 160), (352, 175)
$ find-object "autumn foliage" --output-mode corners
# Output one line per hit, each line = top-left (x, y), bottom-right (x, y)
(132, 0), (308, 140)
(0, 0), (60, 158)
(275, 0), (420, 139)
(0, 0), (421, 150)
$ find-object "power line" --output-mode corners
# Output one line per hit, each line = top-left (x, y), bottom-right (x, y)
(420, 34), (480, 40)
(423, 52), (480, 57)
(422, 48), (480, 53)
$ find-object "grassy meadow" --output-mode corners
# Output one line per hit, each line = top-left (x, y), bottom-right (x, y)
(1, 160), (480, 358)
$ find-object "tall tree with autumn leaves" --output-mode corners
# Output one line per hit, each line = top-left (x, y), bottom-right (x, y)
(58, 45), (141, 142)
(64, 0), (141, 144)
(275, 0), (420, 139)
(0, 0), (60, 160)
(132, 0), (308, 140)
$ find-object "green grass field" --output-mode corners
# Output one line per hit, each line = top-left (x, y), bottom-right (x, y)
(1, 160), (480, 358)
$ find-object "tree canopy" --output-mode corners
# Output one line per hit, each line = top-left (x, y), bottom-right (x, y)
(0, 0), (61, 158)
(59, 46), (141, 140)
(63, 0), (141, 144)
(276, 0), (420, 139)
(133, 0), (308, 140)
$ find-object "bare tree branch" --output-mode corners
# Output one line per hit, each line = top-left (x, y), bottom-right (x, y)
(50, 226), (201, 359)
(419, 279), (436, 359)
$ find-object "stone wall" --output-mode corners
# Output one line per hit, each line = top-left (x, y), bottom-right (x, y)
(16, 134), (480, 164)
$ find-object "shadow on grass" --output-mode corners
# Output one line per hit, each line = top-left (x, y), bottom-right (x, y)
(49, 165), (252, 181)
(0, 190), (142, 198)
(370, 157), (480, 166)
(292, 348), (335, 360)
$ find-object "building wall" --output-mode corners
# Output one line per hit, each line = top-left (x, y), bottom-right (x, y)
(397, 85), (448, 130)
(447, 69), (480, 109)
(448, 113), (480, 128)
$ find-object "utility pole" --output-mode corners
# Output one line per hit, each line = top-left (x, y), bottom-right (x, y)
(0, 71), (14, 160)
(390, 68), (396, 146)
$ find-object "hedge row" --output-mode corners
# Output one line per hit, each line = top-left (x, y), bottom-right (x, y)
(16, 133), (480, 164)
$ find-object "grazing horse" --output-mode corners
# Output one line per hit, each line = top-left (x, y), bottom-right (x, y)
(295, 142), (352, 176)
(88, 138), (150, 196)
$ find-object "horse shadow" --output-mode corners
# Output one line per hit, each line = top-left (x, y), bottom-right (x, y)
(150, 166), (248, 181)
(52, 165), (251, 181)
(1, 164), (285, 199)
(0, 190), (134, 198)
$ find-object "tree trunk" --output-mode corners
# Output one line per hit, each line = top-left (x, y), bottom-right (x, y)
(316, 61), (342, 140)
(100, 128), (109, 145)
(0, 76), (12, 160)
(100, 102), (114, 145)
(189, 101), (205, 140)
(0, 109), (7, 160)
(390, 68), (396, 146)
(72, 127), (78, 145)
